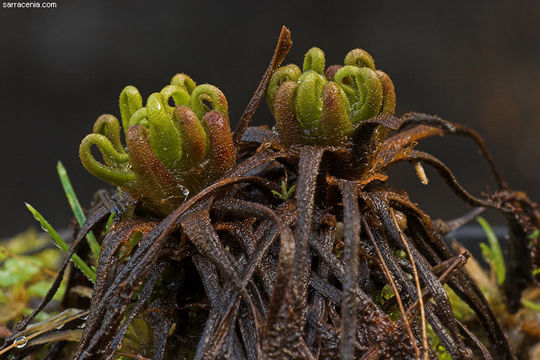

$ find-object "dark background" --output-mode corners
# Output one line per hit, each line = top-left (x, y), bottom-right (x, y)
(1, 1), (539, 238)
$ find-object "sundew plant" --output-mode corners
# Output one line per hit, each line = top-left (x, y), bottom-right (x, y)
(2, 27), (540, 360)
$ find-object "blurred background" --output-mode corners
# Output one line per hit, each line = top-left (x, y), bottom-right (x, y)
(1, 1), (539, 238)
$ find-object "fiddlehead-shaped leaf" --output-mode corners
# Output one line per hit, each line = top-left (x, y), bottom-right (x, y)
(318, 82), (352, 144)
(146, 93), (183, 172)
(266, 64), (301, 113)
(171, 73), (196, 94)
(295, 71), (327, 129)
(334, 65), (383, 124)
(92, 114), (127, 166)
(344, 48), (375, 69)
(303, 47), (325, 75)
(79, 133), (134, 186)
(190, 84), (228, 123)
(160, 85), (191, 108)
(119, 86), (143, 140)
(273, 81), (306, 146)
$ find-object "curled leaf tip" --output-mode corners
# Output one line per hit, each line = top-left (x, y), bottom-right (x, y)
(303, 47), (325, 75)
(190, 84), (228, 122)
(266, 64), (301, 113)
(344, 48), (376, 70)
(171, 73), (196, 94)
(79, 133), (134, 187)
(119, 86), (143, 139)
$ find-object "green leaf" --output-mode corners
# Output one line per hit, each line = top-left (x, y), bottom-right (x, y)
(57, 161), (101, 260)
(271, 190), (285, 200)
(286, 185), (296, 198)
(25, 203), (96, 282)
(272, 181), (296, 201)
(477, 216), (505, 285)
(521, 298), (540, 313)
(105, 212), (116, 234)
(479, 243), (494, 263)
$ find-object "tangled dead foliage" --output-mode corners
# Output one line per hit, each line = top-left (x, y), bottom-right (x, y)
(2, 27), (540, 360)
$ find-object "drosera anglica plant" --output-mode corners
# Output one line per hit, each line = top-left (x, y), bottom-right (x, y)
(266, 47), (395, 146)
(79, 74), (235, 215)
(4, 26), (540, 360)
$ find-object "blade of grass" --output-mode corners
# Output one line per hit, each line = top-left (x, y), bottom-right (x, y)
(105, 212), (116, 234)
(57, 161), (101, 260)
(477, 216), (505, 285)
(25, 203), (96, 282)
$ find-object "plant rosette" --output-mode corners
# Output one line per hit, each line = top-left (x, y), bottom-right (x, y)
(266, 47), (395, 147)
(79, 74), (235, 215)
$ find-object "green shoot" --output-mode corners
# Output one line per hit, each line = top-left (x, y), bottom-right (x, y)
(25, 203), (96, 283)
(477, 216), (505, 285)
(521, 298), (540, 313)
(57, 161), (101, 260)
(105, 212), (116, 234)
(271, 180), (296, 201)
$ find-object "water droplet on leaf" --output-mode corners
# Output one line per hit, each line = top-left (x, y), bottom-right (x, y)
(14, 336), (27, 348)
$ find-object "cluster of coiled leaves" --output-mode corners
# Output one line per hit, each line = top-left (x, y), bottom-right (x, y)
(6, 27), (540, 360)
(80, 47), (396, 216)
(266, 47), (395, 146)
(79, 74), (235, 215)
